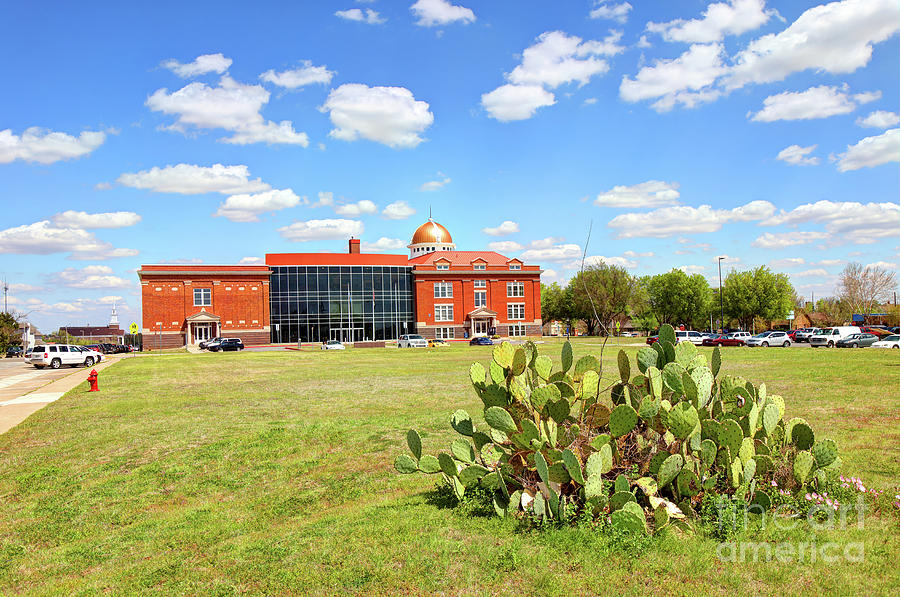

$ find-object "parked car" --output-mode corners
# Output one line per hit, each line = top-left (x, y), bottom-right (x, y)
(701, 334), (745, 347)
(810, 326), (862, 348)
(619, 331), (638, 337)
(398, 334), (428, 348)
(793, 328), (819, 343)
(210, 338), (244, 352)
(200, 337), (224, 350)
(5, 345), (23, 358)
(645, 335), (659, 345)
(726, 331), (752, 342)
(835, 333), (879, 348)
(428, 338), (450, 347)
(320, 340), (346, 350)
(675, 330), (705, 345)
(872, 334), (900, 349)
(469, 336), (493, 346)
(746, 331), (791, 347)
(30, 344), (102, 368)
(860, 326), (891, 338)
(23, 348), (32, 361)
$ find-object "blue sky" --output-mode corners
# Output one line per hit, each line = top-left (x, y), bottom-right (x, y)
(1, 0), (898, 332)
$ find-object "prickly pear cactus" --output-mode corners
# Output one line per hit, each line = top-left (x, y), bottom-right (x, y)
(396, 328), (844, 533)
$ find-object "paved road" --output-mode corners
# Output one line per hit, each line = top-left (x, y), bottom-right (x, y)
(0, 359), (87, 402)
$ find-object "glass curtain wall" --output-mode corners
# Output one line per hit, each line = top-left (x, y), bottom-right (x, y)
(269, 265), (415, 343)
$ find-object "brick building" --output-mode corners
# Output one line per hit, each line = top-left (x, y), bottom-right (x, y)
(139, 219), (542, 347)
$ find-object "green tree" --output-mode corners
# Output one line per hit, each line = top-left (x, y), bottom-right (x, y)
(540, 282), (572, 329)
(722, 266), (794, 330)
(644, 269), (712, 329)
(568, 263), (639, 336)
(0, 311), (20, 352)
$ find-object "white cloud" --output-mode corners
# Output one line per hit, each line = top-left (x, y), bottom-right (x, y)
(238, 257), (264, 264)
(320, 84), (434, 148)
(608, 200), (775, 238)
(813, 259), (844, 267)
(334, 199), (378, 216)
(750, 85), (864, 122)
(527, 237), (565, 249)
(147, 76), (309, 145)
(619, 43), (725, 111)
(162, 53), (232, 78)
(508, 31), (622, 89)
(678, 265), (707, 274)
(726, 0), (900, 89)
(594, 180), (680, 207)
(0, 221), (137, 259)
(763, 200), (900, 240)
(51, 211), (141, 229)
(487, 241), (525, 253)
(752, 231), (828, 249)
(836, 128), (900, 172)
(482, 220), (519, 236)
(361, 237), (406, 252)
(117, 163), (270, 195)
(260, 60), (335, 88)
(541, 269), (561, 282)
(623, 250), (654, 258)
(410, 0), (475, 27)
(793, 269), (830, 278)
(584, 255), (638, 269)
(157, 258), (204, 264)
(776, 144), (820, 166)
(419, 173), (451, 191)
(856, 110), (900, 128)
(0, 127), (105, 164)
(647, 0), (773, 43)
(481, 84), (556, 122)
(865, 261), (898, 270)
(214, 189), (303, 222)
(278, 219), (364, 242)
(382, 201), (416, 220)
(590, 2), (632, 23)
(94, 182), (112, 190)
(715, 255), (741, 265)
(9, 283), (45, 292)
(311, 191), (334, 207)
(335, 8), (385, 24)
(769, 257), (805, 268)
(520, 243), (582, 263)
(52, 265), (131, 289)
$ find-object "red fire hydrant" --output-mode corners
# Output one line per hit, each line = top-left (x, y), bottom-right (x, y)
(87, 369), (99, 392)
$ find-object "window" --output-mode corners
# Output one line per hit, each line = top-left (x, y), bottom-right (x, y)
(435, 304), (454, 322)
(194, 288), (212, 306)
(508, 324), (527, 337)
(474, 280), (486, 289)
(474, 291), (486, 307)
(473, 263), (486, 270)
(434, 282), (453, 298)
(507, 281), (525, 297)
(509, 263), (521, 270)
(436, 263), (449, 270)
(508, 303), (525, 320)
(436, 327), (455, 339)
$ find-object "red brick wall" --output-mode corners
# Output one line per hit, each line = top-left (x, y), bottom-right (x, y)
(413, 273), (542, 330)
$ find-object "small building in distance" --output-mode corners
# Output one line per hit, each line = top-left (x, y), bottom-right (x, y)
(60, 304), (126, 344)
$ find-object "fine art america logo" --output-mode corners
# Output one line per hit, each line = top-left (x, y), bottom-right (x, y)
(715, 494), (868, 563)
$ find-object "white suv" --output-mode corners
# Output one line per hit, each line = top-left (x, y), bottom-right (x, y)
(810, 326), (862, 348)
(727, 331), (751, 341)
(30, 344), (103, 369)
(398, 334), (428, 348)
(675, 330), (704, 345)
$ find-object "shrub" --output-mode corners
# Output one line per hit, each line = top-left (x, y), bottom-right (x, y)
(396, 325), (845, 535)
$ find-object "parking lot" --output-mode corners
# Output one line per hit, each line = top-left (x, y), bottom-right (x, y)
(0, 359), (84, 402)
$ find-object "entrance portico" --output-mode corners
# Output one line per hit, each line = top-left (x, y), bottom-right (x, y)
(185, 309), (221, 346)
(467, 306), (497, 337)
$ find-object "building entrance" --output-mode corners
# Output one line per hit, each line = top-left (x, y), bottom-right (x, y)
(330, 327), (364, 343)
(473, 319), (490, 336)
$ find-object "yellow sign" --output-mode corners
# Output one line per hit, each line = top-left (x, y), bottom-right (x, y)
(129, 322), (139, 334)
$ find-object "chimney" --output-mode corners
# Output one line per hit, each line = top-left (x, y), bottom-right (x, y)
(349, 238), (360, 254)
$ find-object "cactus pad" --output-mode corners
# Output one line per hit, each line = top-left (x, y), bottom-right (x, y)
(451, 438), (475, 463)
(658, 453), (684, 488)
(480, 443), (504, 468)
(711, 345), (722, 377)
(761, 403), (780, 437)
(548, 462), (571, 484)
(718, 419), (744, 455)
(407, 429), (422, 459)
(791, 422), (815, 451)
(674, 340), (698, 367)
(611, 501), (647, 534)
(701, 419), (721, 442)
(793, 450), (814, 484)
(394, 453), (418, 474)
(547, 398), (571, 424)
(459, 464), (489, 486)
(659, 324), (676, 346)
(617, 349), (631, 382)
(511, 347), (527, 376)
(450, 409), (475, 436)
(700, 439), (717, 466)
(562, 449), (585, 485)
(662, 362), (685, 394)
(493, 341), (515, 369)
(615, 474), (630, 493)
(750, 489), (772, 512)
(609, 490), (636, 511)
(585, 474), (604, 500)
(676, 469), (700, 497)
(637, 347), (659, 374)
(648, 451), (669, 475)
(812, 439), (838, 469)
(581, 370), (600, 400)
(469, 362), (486, 387)
(561, 341), (573, 373)
(534, 451), (550, 484)
(610, 404), (638, 437)
(668, 402), (700, 439)
(587, 444), (613, 477)
(574, 355), (600, 381)
(530, 383), (560, 412)
(418, 454), (441, 474)
(534, 355), (552, 380)
(739, 437), (755, 464)
(691, 367), (714, 408)
(484, 406), (518, 434)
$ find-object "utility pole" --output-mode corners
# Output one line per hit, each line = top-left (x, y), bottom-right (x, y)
(717, 257), (725, 332)
(2, 277), (8, 313)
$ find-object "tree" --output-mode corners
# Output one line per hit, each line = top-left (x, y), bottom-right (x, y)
(644, 269), (712, 330)
(540, 282), (575, 330)
(722, 266), (794, 330)
(0, 311), (20, 352)
(568, 263), (639, 336)
(815, 297), (849, 325)
(837, 262), (898, 317)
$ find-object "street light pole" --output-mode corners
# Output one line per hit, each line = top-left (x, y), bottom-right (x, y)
(718, 257), (725, 332)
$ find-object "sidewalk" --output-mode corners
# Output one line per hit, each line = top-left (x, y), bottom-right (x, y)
(0, 356), (123, 435)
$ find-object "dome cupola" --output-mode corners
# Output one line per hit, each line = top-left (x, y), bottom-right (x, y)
(408, 217), (456, 257)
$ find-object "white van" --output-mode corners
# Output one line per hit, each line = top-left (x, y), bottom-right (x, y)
(809, 326), (862, 348)
(30, 344), (102, 369)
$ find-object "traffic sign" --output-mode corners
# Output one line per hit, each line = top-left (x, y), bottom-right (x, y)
(129, 322), (139, 334)
(787, 310), (795, 321)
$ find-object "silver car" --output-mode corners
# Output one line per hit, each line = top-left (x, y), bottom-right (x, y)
(746, 331), (791, 347)
(398, 334), (428, 348)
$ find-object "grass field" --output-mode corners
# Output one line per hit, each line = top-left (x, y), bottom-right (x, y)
(1, 341), (898, 595)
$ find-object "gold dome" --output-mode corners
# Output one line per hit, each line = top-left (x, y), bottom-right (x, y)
(411, 219), (453, 244)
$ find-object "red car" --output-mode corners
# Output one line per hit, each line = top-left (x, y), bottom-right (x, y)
(701, 334), (745, 347)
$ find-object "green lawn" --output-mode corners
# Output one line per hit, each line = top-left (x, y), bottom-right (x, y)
(1, 341), (898, 595)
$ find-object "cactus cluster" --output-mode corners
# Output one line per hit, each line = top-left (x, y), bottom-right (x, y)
(395, 324), (841, 534)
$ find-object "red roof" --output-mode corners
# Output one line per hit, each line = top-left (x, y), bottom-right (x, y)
(409, 251), (521, 266)
(140, 264), (269, 272)
(266, 253), (409, 266)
